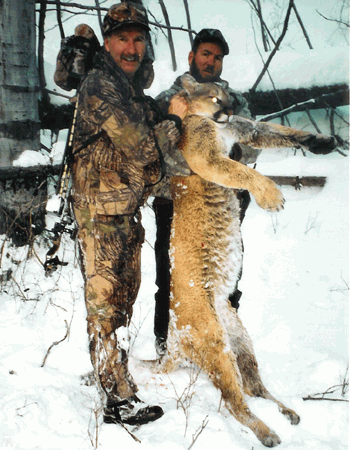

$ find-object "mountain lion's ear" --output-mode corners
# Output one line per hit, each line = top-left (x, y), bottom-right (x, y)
(180, 74), (198, 95)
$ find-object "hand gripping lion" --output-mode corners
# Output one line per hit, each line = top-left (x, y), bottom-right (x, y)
(152, 75), (336, 447)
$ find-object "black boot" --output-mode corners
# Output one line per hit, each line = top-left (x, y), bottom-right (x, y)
(104, 395), (164, 426)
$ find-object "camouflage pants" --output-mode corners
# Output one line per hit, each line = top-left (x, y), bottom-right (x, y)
(74, 204), (144, 401)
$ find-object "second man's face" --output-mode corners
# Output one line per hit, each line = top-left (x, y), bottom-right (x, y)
(104, 27), (147, 79)
(188, 42), (224, 83)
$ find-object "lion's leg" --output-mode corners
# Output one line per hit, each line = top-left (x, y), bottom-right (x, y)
(227, 116), (336, 154)
(227, 311), (300, 425)
(177, 311), (281, 448)
(237, 350), (300, 425)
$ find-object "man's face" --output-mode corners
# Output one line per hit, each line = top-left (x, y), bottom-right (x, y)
(188, 42), (224, 82)
(104, 27), (147, 78)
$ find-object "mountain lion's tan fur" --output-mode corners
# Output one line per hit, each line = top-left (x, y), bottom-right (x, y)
(151, 75), (336, 447)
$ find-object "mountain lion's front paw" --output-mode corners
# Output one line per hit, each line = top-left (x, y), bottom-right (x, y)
(298, 133), (337, 155)
(254, 177), (285, 212)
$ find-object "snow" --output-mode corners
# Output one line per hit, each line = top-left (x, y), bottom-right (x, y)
(0, 1), (349, 449)
(0, 148), (348, 448)
(13, 150), (51, 167)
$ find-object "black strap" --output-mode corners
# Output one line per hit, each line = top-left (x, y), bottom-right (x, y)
(72, 130), (105, 157)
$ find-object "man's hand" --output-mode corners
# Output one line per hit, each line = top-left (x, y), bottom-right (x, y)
(168, 94), (188, 120)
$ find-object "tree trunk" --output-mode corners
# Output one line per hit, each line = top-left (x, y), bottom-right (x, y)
(0, 0), (44, 246)
(0, 0), (40, 166)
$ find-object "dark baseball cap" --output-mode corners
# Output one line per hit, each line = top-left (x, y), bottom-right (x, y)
(192, 28), (229, 56)
(103, 2), (150, 36)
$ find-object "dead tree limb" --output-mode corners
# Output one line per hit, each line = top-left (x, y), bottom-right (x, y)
(158, 0), (177, 71)
(302, 382), (349, 402)
(251, 0), (294, 93)
(55, 0), (65, 39)
(330, 108), (335, 136)
(316, 9), (350, 28)
(257, 88), (349, 122)
(248, 0), (276, 47)
(322, 100), (350, 125)
(41, 320), (69, 367)
(268, 176), (327, 189)
(36, 0), (103, 11)
(36, 1), (197, 34)
(292, 2), (313, 49)
(119, 422), (141, 443)
(305, 106), (322, 133)
(303, 396), (348, 402)
(188, 416), (209, 450)
(183, 0), (194, 47)
(94, 0), (103, 35)
(249, 9), (289, 125)
(256, 0), (270, 51)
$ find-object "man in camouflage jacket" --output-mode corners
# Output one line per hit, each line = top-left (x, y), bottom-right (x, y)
(70, 2), (188, 426)
(153, 29), (258, 356)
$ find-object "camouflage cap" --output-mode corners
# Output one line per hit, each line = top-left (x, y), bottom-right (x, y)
(103, 2), (150, 36)
(192, 29), (229, 56)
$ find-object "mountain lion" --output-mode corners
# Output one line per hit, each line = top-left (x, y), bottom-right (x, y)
(152, 74), (336, 447)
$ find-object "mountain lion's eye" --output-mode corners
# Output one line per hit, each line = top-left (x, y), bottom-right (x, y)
(211, 97), (222, 105)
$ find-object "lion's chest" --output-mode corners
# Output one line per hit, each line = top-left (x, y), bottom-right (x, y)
(170, 175), (243, 298)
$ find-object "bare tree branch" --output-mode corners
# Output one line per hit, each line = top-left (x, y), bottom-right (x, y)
(292, 2), (313, 49)
(41, 320), (69, 367)
(250, 15), (290, 125)
(55, 0), (65, 39)
(305, 106), (322, 133)
(36, 1), (103, 12)
(94, 0), (103, 35)
(36, 0), (197, 34)
(188, 416), (209, 450)
(258, 89), (350, 123)
(251, 0), (295, 93)
(330, 107), (335, 136)
(247, 0), (276, 47)
(303, 397), (348, 402)
(159, 0), (177, 71)
(256, 0), (270, 51)
(317, 9), (350, 28)
(183, 0), (194, 48)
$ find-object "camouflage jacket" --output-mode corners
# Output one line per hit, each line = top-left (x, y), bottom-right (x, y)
(71, 49), (187, 215)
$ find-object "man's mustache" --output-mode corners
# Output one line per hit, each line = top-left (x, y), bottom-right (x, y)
(203, 66), (214, 74)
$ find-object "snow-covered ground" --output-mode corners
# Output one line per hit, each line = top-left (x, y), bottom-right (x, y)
(0, 113), (348, 450)
(0, 0), (348, 448)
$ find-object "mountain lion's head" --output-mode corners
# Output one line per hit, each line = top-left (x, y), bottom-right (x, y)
(180, 74), (233, 124)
